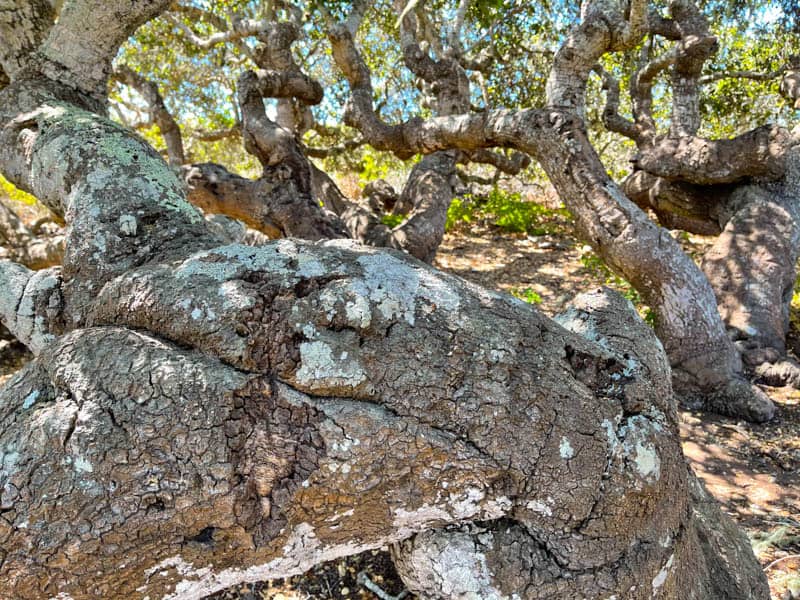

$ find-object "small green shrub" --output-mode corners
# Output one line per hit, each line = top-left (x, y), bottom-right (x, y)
(445, 197), (477, 231)
(445, 187), (572, 235)
(511, 287), (543, 305)
(381, 213), (406, 228)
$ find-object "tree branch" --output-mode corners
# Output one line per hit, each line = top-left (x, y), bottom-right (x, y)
(598, 67), (641, 141)
(164, 11), (271, 49)
(633, 125), (792, 184)
(699, 67), (787, 85)
(0, 260), (62, 354)
(112, 64), (186, 165)
(36, 0), (171, 101)
(0, 0), (54, 79)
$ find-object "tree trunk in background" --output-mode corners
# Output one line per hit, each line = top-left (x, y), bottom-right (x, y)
(0, 200), (63, 268)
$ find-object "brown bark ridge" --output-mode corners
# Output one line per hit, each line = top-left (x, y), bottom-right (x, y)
(0, 1), (768, 598)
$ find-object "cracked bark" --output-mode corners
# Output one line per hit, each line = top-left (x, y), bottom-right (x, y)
(0, 1), (770, 598)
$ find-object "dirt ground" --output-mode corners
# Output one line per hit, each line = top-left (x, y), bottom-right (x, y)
(1, 222), (798, 599)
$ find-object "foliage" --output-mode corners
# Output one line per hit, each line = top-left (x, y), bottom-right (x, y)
(445, 196), (477, 231)
(511, 287), (543, 305)
(381, 213), (406, 228)
(0, 174), (37, 206)
(580, 248), (656, 326)
(445, 187), (571, 235)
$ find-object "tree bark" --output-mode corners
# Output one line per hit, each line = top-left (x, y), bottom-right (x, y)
(604, 0), (800, 390)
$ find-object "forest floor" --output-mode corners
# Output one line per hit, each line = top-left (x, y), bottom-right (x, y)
(1, 216), (798, 599)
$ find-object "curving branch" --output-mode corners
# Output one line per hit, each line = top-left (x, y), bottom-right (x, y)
(463, 149), (532, 176)
(599, 67), (641, 141)
(633, 125), (792, 185)
(164, 11), (271, 50)
(668, 0), (718, 136)
(0, 260), (62, 354)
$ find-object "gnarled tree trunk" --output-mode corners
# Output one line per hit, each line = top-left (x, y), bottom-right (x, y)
(0, 1), (771, 598)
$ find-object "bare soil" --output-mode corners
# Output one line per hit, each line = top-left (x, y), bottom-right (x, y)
(1, 223), (797, 599)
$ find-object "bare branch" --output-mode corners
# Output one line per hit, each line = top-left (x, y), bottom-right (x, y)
(304, 138), (367, 158)
(700, 67), (788, 85)
(464, 149), (531, 175)
(164, 11), (270, 49)
(668, 0), (718, 136)
(448, 0), (470, 55)
(113, 64), (186, 165)
(0, 260), (62, 354)
(647, 11), (682, 40)
(547, 0), (650, 113)
(190, 122), (241, 143)
(633, 125), (792, 185)
(343, 0), (370, 36)
(598, 67), (641, 141)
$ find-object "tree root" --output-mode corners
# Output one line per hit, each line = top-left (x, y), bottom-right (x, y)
(681, 377), (776, 423)
(753, 358), (800, 389)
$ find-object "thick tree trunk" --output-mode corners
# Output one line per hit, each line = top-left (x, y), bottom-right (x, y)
(0, 2), (772, 598)
(700, 155), (800, 386)
(0, 47), (767, 600)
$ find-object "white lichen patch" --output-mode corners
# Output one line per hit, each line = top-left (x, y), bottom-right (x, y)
(176, 244), (293, 282)
(344, 293), (372, 329)
(448, 488), (486, 518)
(559, 437), (575, 459)
(1, 446), (20, 479)
(296, 256), (327, 278)
(633, 441), (660, 480)
(354, 253), (460, 326)
(22, 390), (40, 410)
(606, 415), (662, 483)
(118, 214), (138, 236)
(217, 281), (255, 310)
(526, 499), (554, 517)
(73, 456), (93, 473)
(651, 553), (675, 594)
(295, 341), (367, 389)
